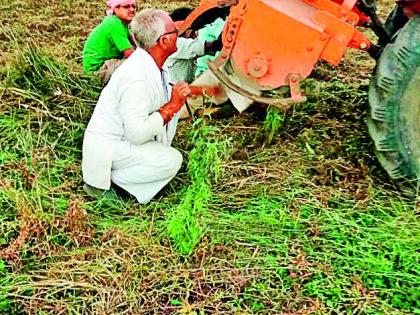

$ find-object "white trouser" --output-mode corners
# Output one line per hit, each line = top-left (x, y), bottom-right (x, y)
(111, 141), (182, 203)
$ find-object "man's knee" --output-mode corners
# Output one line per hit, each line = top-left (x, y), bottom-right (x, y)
(165, 148), (183, 177)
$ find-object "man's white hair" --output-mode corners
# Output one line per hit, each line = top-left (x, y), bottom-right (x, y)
(130, 8), (167, 50)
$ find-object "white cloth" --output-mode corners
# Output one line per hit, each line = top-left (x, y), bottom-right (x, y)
(82, 48), (182, 203)
(191, 59), (262, 112)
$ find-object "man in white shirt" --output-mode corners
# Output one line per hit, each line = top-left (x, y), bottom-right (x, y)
(82, 8), (191, 203)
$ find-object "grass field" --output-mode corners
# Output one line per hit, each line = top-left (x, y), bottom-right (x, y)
(0, 0), (419, 314)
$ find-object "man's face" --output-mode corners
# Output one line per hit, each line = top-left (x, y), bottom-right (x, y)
(159, 13), (179, 55)
(114, 2), (136, 23)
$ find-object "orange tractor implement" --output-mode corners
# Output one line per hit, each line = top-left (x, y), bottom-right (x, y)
(180, 0), (370, 101)
(179, 0), (420, 180)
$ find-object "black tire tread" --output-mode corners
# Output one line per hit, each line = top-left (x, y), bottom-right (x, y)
(368, 16), (420, 179)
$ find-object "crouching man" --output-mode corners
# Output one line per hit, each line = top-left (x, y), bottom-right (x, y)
(82, 0), (137, 83)
(82, 8), (190, 203)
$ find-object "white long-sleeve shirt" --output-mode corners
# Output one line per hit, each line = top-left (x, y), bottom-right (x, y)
(82, 48), (177, 189)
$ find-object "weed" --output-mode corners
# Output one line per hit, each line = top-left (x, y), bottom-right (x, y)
(0, 1), (418, 313)
(262, 106), (285, 144)
(167, 118), (231, 255)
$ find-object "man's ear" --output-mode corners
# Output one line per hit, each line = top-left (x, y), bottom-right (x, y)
(157, 36), (168, 49)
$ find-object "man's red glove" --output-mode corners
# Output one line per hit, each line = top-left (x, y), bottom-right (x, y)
(159, 81), (191, 123)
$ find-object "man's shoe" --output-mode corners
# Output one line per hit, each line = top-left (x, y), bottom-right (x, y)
(83, 183), (118, 200)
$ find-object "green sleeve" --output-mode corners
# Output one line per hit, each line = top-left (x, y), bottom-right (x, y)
(109, 19), (132, 52)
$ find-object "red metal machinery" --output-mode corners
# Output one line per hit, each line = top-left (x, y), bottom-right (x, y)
(180, 0), (371, 103)
(180, 0), (420, 180)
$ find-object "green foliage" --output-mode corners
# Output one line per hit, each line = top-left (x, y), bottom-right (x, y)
(167, 119), (231, 255)
(207, 190), (419, 313)
(0, 261), (12, 313)
(6, 44), (99, 99)
(0, 2), (419, 313)
(262, 106), (285, 144)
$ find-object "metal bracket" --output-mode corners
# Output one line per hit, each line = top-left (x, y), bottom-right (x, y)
(214, 16), (243, 68)
(213, 1), (247, 68)
(208, 61), (306, 111)
(288, 74), (305, 102)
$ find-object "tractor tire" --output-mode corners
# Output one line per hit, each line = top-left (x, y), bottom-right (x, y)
(367, 15), (420, 180)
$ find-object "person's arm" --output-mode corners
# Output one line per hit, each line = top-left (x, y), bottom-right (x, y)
(204, 34), (223, 55)
(172, 37), (206, 60)
(109, 22), (135, 58)
(119, 80), (165, 145)
(118, 80), (190, 144)
(123, 47), (135, 58)
(159, 81), (191, 123)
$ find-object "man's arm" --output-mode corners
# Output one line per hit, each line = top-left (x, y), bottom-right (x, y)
(159, 81), (191, 123)
(109, 23), (135, 58)
(118, 80), (190, 144)
(119, 80), (166, 145)
(171, 37), (206, 60)
(124, 34), (136, 57)
(204, 34), (223, 55)
(123, 47), (135, 58)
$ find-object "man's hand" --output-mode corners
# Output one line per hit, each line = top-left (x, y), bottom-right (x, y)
(171, 81), (191, 105)
(204, 35), (223, 55)
(159, 81), (191, 123)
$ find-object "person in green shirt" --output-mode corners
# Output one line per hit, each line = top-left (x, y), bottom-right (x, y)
(82, 0), (136, 83)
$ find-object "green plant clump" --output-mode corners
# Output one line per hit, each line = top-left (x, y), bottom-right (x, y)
(167, 118), (231, 255)
(262, 106), (285, 144)
(6, 44), (99, 100)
